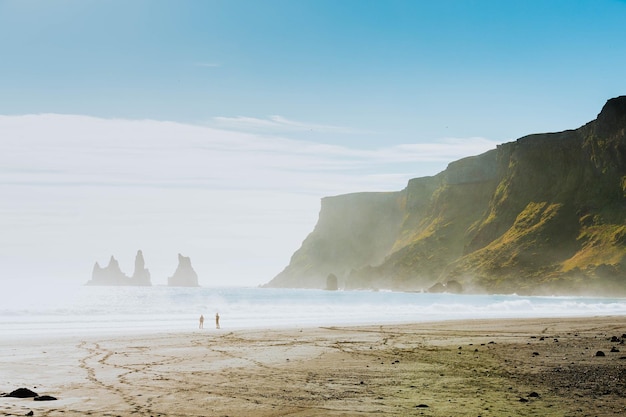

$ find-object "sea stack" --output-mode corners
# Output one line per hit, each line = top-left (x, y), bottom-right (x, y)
(86, 251), (152, 286)
(87, 255), (129, 286)
(168, 253), (199, 287)
(326, 273), (339, 291)
(131, 250), (151, 286)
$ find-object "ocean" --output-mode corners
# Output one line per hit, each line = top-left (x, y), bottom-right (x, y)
(2, 284), (626, 338)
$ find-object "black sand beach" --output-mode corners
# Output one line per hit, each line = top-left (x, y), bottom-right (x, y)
(2, 316), (626, 416)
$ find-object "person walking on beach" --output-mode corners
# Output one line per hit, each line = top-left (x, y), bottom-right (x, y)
(199, 314), (204, 329)
(215, 312), (220, 329)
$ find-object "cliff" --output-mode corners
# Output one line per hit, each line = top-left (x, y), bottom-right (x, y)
(168, 253), (199, 287)
(86, 250), (152, 286)
(267, 191), (406, 288)
(264, 96), (626, 296)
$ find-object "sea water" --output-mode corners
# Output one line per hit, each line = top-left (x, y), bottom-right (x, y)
(2, 283), (626, 338)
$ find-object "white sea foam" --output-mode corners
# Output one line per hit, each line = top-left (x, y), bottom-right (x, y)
(1, 283), (626, 338)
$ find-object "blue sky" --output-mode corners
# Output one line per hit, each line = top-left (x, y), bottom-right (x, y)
(3, 0), (625, 141)
(1, 0), (626, 286)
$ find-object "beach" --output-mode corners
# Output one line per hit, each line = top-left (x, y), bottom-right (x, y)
(2, 316), (626, 416)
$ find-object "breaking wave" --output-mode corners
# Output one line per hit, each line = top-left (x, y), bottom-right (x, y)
(2, 283), (626, 338)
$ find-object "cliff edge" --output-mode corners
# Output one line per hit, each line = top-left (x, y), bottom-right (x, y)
(264, 96), (626, 295)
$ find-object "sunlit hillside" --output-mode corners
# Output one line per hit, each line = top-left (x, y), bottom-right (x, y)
(267, 96), (626, 296)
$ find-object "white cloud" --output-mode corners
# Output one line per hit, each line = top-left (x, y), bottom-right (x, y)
(212, 114), (367, 134)
(0, 114), (498, 192)
(0, 114), (500, 287)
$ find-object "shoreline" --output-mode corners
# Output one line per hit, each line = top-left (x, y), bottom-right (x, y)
(2, 315), (626, 416)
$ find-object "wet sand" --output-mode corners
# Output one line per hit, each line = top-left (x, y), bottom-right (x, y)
(2, 316), (626, 416)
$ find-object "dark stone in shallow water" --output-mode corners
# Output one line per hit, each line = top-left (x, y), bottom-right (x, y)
(8, 388), (38, 398)
(595, 351), (606, 357)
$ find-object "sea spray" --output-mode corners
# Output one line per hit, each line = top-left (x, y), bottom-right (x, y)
(1, 283), (626, 338)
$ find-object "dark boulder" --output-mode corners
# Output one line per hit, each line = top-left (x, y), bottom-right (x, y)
(326, 273), (339, 291)
(8, 388), (38, 398)
(34, 395), (57, 401)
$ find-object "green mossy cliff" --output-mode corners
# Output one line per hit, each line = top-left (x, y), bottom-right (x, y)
(265, 97), (626, 295)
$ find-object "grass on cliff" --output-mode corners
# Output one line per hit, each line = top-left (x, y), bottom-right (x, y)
(561, 224), (626, 271)
(465, 202), (567, 270)
(450, 201), (584, 292)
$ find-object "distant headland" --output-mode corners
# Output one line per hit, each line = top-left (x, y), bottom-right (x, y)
(85, 250), (199, 287)
(265, 96), (626, 296)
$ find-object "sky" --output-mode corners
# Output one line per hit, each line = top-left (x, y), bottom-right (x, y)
(1, 0), (626, 287)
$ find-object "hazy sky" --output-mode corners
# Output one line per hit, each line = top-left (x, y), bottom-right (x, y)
(1, 0), (626, 286)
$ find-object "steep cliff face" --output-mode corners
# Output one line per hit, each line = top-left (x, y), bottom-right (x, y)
(265, 191), (406, 288)
(266, 96), (626, 295)
(443, 98), (626, 295)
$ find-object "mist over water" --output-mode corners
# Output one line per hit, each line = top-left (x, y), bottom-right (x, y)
(2, 282), (626, 338)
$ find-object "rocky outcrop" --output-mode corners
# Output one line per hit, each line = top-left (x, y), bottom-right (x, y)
(88, 255), (129, 286)
(4, 388), (57, 402)
(86, 250), (152, 286)
(34, 395), (58, 401)
(7, 388), (38, 398)
(265, 96), (626, 296)
(168, 253), (199, 287)
(326, 273), (339, 291)
(131, 250), (151, 285)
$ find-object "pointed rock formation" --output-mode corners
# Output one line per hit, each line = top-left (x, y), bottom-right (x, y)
(131, 250), (151, 285)
(87, 255), (129, 286)
(86, 251), (152, 286)
(168, 253), (199, 287)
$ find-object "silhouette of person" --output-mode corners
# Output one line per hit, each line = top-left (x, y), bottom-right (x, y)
(215, 312), (220, 329)
(199, 314), (204, 329)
